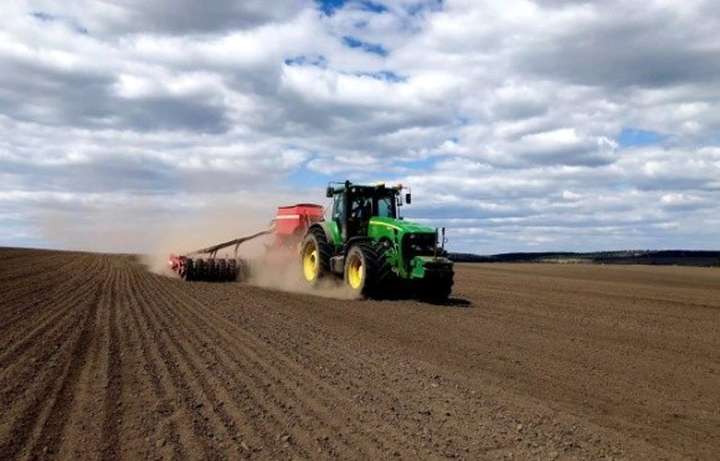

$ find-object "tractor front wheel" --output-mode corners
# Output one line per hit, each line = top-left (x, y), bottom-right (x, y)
(344, 243), (389, 298)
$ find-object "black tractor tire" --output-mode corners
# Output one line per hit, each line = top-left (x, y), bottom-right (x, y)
(300, 227), (332, 286)
(344, 242), (391, 298)
(417, 271), (454, 302)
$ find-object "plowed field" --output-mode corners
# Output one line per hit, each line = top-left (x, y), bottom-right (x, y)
(1, 248), (719, 460)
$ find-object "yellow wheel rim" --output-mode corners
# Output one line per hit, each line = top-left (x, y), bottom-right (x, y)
(347, 254), (363, 289)
(302, 242), (318, 282)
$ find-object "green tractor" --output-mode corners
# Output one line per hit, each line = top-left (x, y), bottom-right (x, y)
(300, 181), (454, 300)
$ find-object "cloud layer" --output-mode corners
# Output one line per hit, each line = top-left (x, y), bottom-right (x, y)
(2, 0), (719, 252)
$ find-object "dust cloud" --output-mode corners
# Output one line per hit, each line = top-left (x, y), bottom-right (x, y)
(140, 207), (273, 277)
(247, 247), (357, 300)
(36, 192), (355, 299)
(140, 204), (356, 299)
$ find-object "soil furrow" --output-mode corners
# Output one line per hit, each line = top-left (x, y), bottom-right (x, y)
(151, 275), (399, 458)
(0, 252), (70, 284)
(129, 265), (222, 460)
(100, 258), (125, 460)
(186, 284), (457, 456)
(0, 256), (108, 460)
(140, 273), (323, 458)
(139, 266), (334, 459)
(0, 253), (93, 336)
(130, 274), (245, 458)
(0, 254), (103, 361)
(0, 251), (83, 299)
(122, 262), (198, 459)
(51, 256), (119, 460)
(1, 249), (718, 460)
(0, 256), (105, 400)
(22, 256), (112, 460)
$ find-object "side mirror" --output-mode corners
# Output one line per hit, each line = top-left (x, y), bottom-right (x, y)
(326, 187), (333, 198)
(405, 193), (411, 204)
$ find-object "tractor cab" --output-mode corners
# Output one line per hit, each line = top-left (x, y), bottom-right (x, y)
(327, 181), (406, 240)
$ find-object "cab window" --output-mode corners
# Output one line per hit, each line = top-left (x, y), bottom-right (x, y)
(376, 196), (396, 218)
(333, 195), (345, 221)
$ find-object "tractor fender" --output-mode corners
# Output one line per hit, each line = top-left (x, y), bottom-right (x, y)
(307, 222), (332, 243)
(345, 236), (373, 250)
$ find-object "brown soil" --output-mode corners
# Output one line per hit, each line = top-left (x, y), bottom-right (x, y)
(1, 248), (718, 460)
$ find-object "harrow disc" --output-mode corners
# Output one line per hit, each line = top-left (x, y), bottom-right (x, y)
(179, 257), (245, 282)
(227, 259), (238, 281)
(236, 258), (249, 282)
(196, 259), (206, 280)
(183, 258), (195, 281)
(217, 259), (227, 281)
(207, 259), (217, 281)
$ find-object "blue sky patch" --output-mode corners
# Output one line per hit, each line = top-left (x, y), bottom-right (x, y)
(30, 11), (88, 34)
(358, 1), (388, 13)
(287, 164), (333, 188)
(357, 70), (405, 82)
(617, 128), (664, 147)
(401, 157), (437, 171)
(406, 1), (444, 16)
(284, 55), (328, 68)
(316, 0), (345, 15)
(316, 0), (388, 15)
(342, 36), (388, 56)
(30, 11), (55, 22)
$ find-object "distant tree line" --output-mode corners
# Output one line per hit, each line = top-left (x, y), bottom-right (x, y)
(449, 250), (720, 267)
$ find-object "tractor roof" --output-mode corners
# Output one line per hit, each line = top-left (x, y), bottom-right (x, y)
(327, 181), (402, 196)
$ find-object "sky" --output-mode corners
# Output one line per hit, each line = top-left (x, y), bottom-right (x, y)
(1, 0), (719, 254)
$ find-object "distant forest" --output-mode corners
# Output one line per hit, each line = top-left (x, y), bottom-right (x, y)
(449, 250), (720, 267)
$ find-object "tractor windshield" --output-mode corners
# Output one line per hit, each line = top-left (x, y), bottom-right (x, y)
(376, 195), (397, 218)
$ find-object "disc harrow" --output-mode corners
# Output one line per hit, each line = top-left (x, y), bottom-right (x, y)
(176, 257), (247, 282)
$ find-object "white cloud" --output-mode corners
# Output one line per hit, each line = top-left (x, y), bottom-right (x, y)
(1, 0), (719, 252)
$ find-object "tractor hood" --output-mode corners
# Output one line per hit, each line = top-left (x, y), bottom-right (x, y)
(368, 216), (435, 234)
(367, 216), (452, 280)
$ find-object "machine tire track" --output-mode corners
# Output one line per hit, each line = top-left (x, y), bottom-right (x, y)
(100, 259), (125, 460)
(131, 268), (300, 459)
(0, 254), (102, 359)
(183, 283), (425, 456)
(0, 256), (104, 403)
(0, 256), (108, 460)
(0, 254), (92, 335)
(121, 263), (191, 460)
(128, 265), (220, 460)
(148, 273), (399, 458)
(23, 256), (112, 460)
(139, 272), (320, 457)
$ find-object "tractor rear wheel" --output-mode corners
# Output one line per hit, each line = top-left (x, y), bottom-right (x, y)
(344, 243), (390, 298)
(300, 227), (331, 286)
